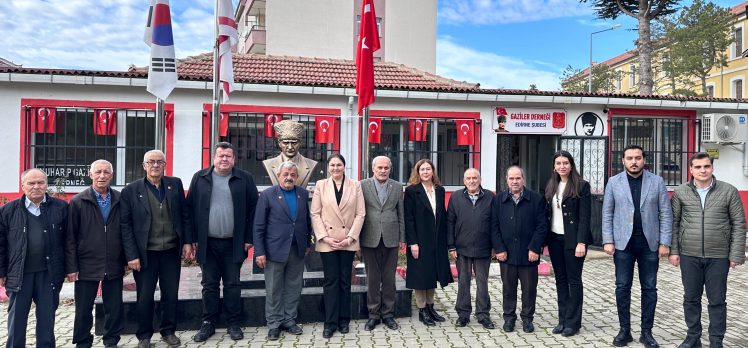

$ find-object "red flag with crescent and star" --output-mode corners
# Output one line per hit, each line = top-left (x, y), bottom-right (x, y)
(264, 114), (282, 138)
(31, 107), (57, 134)
(408, 119), (428, 142)
(219, 112), (229, 137)
(93, 109), (117, 135)
(455, 119), (474, 146)
(315, 116), (334, 144)
(368, 117), (382, 143)
(355, 0), (381, 115)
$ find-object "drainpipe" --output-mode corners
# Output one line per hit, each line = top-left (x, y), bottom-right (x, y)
(744, 142), (748, 176)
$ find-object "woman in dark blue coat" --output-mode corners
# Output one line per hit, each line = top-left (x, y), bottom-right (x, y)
(544, 150), (591, 337)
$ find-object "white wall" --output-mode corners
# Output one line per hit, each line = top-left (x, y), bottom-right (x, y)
(383, 0), (437, 73)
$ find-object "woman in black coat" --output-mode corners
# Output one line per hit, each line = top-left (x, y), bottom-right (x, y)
(404, 159), (453, 326)
(544, 150), (591, 337)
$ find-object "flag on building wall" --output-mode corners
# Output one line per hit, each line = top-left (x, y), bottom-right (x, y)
(144, 0), (177, 100)
(264, 114), (282, 138)
(315, 116), (335, 144)
(94, 110), (117, 135)
(219, 112), (229, 137)
(368, 117), (382, 143)
(408, 119), (428, 142)
(355, 0), (381, 115)
(217, 0), (238, 102)
(165, 110), (174, 131)
(31, 107), (56, 134)
(455, 119), (475, 146)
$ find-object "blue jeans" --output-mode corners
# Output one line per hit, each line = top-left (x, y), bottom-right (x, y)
(613, 234), (659, 330)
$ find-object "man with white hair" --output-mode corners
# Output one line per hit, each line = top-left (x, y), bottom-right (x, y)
(66, 159), (125, 348)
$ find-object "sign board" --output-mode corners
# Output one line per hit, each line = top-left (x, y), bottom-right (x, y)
(494, 107), (567, 134)
(37, 165), (90, 186)
(706, 148), (720, 159)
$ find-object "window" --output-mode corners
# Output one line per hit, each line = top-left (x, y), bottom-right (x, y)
(735, 27), (743, 58)
(615, 70), (622, 91)
(23, 106), (158, 187)
(366, 117), (480, 186)
(355, 15), (383, 38)
(610, 115), (697, 186)
(201, 111), (337, 186)
(660, 53), (669, 78)
(734, 79), (743, 99)
(629, 64), (637, 86)
(706, 85), (715, 97)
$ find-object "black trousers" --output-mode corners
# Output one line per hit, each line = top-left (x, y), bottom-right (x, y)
(361, 240), (399, 320)
(201, 237), (243, 326)
(547, 233), (585, 330)
(321, 250), (355, 328)
(133, 247), (181, 340)
(72, 277), (124, 347)
(500, 263), (538, 323)
(455, 255), (491, 320)
(6, 271), (59, 348)
(680, 255), (729, 343)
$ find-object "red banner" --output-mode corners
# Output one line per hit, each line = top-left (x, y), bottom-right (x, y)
(31, 107), (56, 134)
(93, 109), (117, 135)
(315, 116), (334, 144)
(165, 110), (174, 131)
(455, 119), (474, 146)
(355, 0), (381, 115)
(368, 117), (382, 143)
(219, 112), (228, 137)
(264, 114), (282, 138)
(408, 119), (428, 142)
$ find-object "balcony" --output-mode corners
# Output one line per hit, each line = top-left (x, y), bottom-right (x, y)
(242, 26), (266, 54)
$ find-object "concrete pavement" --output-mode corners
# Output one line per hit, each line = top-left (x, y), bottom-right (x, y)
(1, 249), (747, 347)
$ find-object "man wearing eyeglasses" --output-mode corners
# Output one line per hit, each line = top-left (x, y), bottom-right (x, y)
(262, 120), (318, 188)
(121, 150), (193, 348)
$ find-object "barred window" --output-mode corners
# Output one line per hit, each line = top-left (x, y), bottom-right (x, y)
(23, 106), (156, 187)
(367, 117), (480, 186)
(202, 112), (336, 186)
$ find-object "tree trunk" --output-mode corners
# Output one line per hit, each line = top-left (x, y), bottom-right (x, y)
(637, 8), (654, 95)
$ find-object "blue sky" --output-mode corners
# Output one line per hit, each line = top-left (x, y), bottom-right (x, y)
(0, 0), (743, 91)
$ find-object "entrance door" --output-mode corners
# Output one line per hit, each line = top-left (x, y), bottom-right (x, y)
(495, 135), (557, 194)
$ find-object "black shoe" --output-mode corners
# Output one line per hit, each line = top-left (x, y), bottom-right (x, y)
(708, 339), (722, 348)
(639, 329), (659, 348)
(522, 321), (534, 333)
(193, 321), (215, 342)
(284, 324), (303, 335)
(419, 308), (436, 326)
(552, 324), (564, 334)
(365, 319), (381, 331)
(267, 328), (281, 340)
(426, 304), (445, 322)
(455, 317), (469, 327)
(678, 336), (702, 348)
(382, 317), (399, 330)
(137, 339), (150, 348)
(562, 328), (579, 337)
(339, 322), (350, 334)
(322, 326), (336, 338)
(478, 318), (495, 329)
(228, 326), (244, 341)
(161, 334), (180, 347)
(502, 321), (515, 332)
(613, 329), (634, 347)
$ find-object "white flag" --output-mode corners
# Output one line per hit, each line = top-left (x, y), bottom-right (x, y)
(144, 0), (177, 100)
(217, 0), (238, 102)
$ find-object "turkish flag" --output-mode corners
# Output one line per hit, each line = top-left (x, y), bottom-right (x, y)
(219, 112), (229, 137)
(31, 107), (56, 134)
(165, 110), (174, 131)
(455, 119), (474, 146)
(93, 109), (117, 135)
(368, 117), (382, 144)
(264, 114), (282, 138)
(315, 116), (334, 144)
(408, 119), (428, 142)
(355, 0), (381, 115)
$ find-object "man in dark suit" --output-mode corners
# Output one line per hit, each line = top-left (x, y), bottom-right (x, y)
(253, 161), (312, 340)
(492, 165), (547, 334)
(187, 142), (258, 342)
(359, 156), (405, 331)
(121, 150), (193, 348)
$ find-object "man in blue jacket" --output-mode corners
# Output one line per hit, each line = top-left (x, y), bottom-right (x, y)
(0, 168), (68, 348)
(187, 142), (259, 342)
(253, 161), (312, 340)
(491, 165), (547, 334)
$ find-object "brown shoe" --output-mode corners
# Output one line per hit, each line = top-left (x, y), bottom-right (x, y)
(162, 334), (181, 346)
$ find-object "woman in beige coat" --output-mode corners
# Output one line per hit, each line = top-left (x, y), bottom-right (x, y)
(311, 154), (366, 338)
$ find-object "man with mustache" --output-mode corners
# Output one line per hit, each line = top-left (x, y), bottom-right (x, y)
(602, 145), (672, 348)
(253, 161), (312, 340)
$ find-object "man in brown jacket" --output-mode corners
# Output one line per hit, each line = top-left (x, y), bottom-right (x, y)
(670, 152), (746, 348)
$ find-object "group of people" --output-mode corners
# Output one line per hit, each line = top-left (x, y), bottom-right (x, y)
(0, 143), (744, 348)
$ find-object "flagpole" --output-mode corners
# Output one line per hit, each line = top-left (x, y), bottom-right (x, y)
(361, 106), (369, 179)
(211, 0), (221, 156)
(155, 98), (165, 151)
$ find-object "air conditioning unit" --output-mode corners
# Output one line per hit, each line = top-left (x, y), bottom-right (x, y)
(701, 113), (748, 144)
